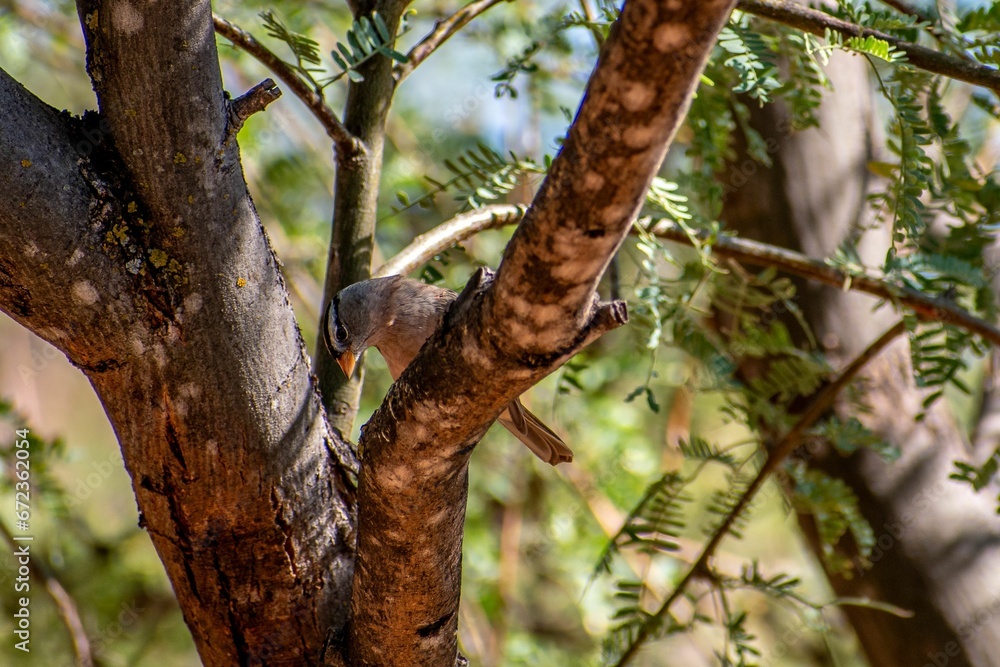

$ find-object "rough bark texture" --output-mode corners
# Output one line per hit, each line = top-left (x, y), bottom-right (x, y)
(722, 52), (1000, 667)
(347, 1), (737, 665)
(2, 2), (357, 664)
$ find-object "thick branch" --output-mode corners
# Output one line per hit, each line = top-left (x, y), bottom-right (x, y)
(348, 1), (737, 665)
(213, 14), (361, 157)
(738, 0), (1000, 93)
(395, 0), (510, 84)
(381, 206), (1000, 347)
(63, 2), (356, 664)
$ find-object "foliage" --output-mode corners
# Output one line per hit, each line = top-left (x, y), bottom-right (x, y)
(260, 9), (408, 88)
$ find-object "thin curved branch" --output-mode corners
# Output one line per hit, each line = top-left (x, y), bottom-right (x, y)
(0, 521), (93, 667)
(374, 205), (526, 278)
(379, 205), (1000, 346)
(738, 0), (1000, 93)
(613, 319), (907, 667)
(646, 221), (1000, 346)
(395, 0), (510, 84)
(212, 14), (362, 158)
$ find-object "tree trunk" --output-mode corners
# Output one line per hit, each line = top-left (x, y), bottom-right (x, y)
(2, 2), (357, 663)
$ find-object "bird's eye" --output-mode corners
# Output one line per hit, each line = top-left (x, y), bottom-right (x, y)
(335, 324), (349, 342)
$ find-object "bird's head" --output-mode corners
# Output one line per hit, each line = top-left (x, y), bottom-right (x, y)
(322, 278), (393, 378)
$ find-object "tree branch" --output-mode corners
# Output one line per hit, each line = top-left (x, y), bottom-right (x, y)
(613, 319), (907, 667)
(315, 3), (411, 440)
(62, 2), (357, 663)
(349, 1), (737, 664)
(226, 78), (281, 137)
(395, 0), (511, 84)
(381, 206), (1000, 347)
(646, 222), (1000, 346)
(212, 13), (361, 157)
(738, 0), (1000, 93)
(374, 205), (526, 278)
(0, 520), (93, 667)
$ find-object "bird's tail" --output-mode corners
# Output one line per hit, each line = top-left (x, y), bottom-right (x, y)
(498, 399), (574, 465)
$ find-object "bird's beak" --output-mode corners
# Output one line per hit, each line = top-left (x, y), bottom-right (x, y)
(336, 352), (356, 378)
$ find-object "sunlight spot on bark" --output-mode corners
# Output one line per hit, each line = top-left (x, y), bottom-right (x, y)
(130, 336), (145, 356)
(623, 123), (657, 148)
(66, 248), (85, 267)
(179, 383), (201, 400)
(583, 171), (605, 190)
(152, 343), (167, 369)
(601, 203), (633, 225)
(23, 241), (39, 258)
(383, 464), (413, 491)
(71, 281), (99, 306)
(653, 23), (691, 53)
(111, 3), (143, 35)
(183, 293), (203, 315)
(621, 82), (655, 112)
(529, 303), (567, 328)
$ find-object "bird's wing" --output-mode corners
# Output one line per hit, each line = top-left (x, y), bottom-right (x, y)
(497, 399), (574, 466)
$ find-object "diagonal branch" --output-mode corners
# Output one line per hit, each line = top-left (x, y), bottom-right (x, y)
(395, 0), (510, 84)
(0, 520), (93, 667)
(738, 0), (1000, 93)
(213, 14), (361, 157)
(379, 205), (1000, 347)
(613, 319), (907, 667)
(349, 1), (738, 664)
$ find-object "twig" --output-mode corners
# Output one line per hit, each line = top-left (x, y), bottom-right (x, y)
(646, 221), (1000, 346)
(377, 205), (1000, 346)
(613, 320), (907, 667)
(395, 0), (510, 84)
(737, 0), (1000, 93)
(212, 14), (362, 159)
(577, 0), (606, 50)
(374, 205), (526, 278)
(0, 521), (93, 667)
(226, 78), (282, 136)
(879, 0), (939, 28)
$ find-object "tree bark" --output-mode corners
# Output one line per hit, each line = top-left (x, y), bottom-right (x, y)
(722, 52), (1000, 667)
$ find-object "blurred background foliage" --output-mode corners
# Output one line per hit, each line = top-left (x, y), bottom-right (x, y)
(0, 0), (998, 665)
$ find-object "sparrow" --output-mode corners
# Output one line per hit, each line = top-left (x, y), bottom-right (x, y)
(323, 275), (573, 465)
